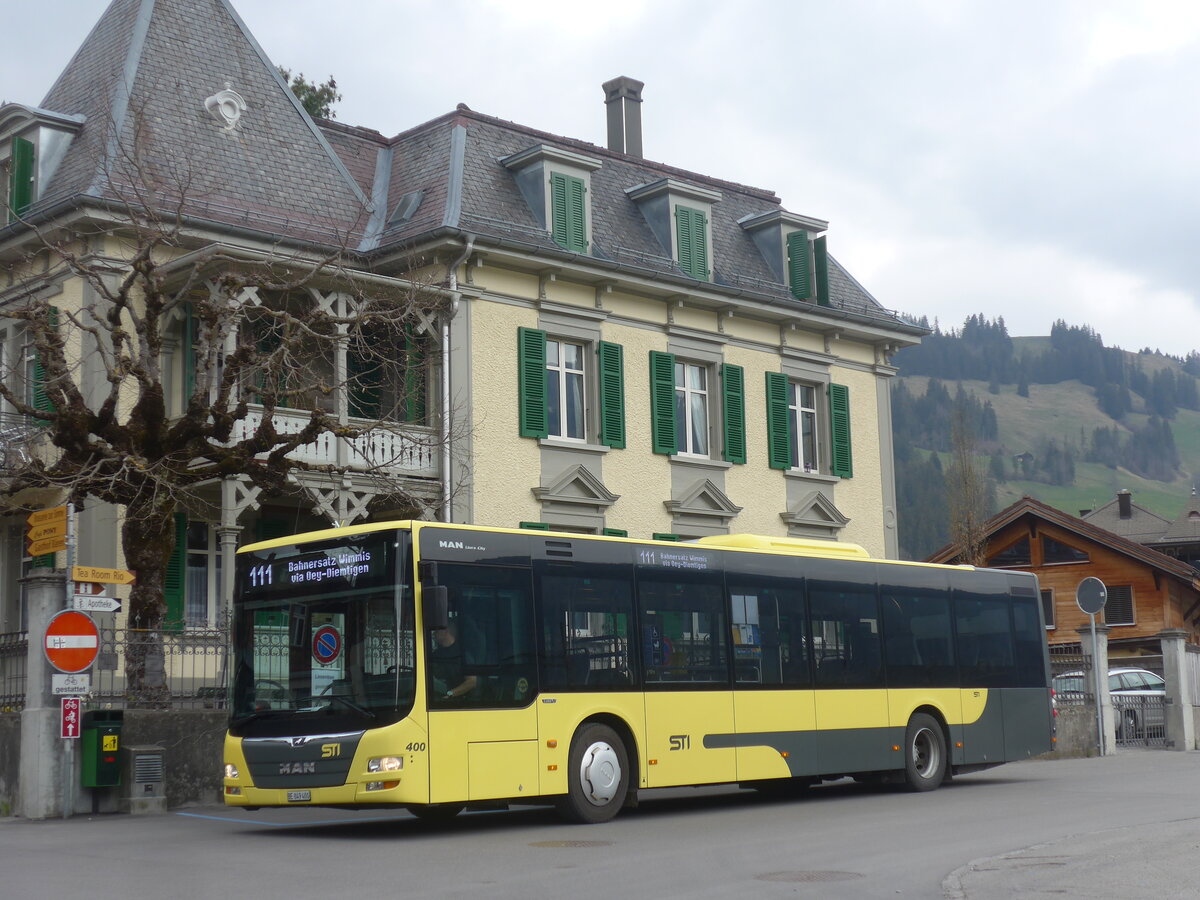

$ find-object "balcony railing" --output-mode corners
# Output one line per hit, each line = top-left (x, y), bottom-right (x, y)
(0, 412), (39, 476)
(230, 407), (437, 477)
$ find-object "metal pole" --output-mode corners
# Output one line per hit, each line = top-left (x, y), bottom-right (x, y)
(1091, 612), (1104, 757)
(62, 502), (76, 819)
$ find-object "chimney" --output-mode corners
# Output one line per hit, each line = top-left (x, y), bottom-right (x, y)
(603, 76), (644, 157)
(1118, 489), (1132, 520)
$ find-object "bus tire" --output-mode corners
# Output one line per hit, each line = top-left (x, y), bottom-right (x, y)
(903, 713), (947, 792)
(406, 803), (464, 821)
(557, 723), (628, 824)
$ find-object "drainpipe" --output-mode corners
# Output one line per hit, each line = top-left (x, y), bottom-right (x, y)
(441, 235), (474, 521)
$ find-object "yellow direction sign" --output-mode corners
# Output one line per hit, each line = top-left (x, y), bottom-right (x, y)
(27, 536), (67, 556)
(28, 521), (67, 543)
(27, 506), (67, 527)
(71, 565), (136, 585)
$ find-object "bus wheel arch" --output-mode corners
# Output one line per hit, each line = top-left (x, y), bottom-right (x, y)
(556, 716), (635, 824)
(903, 710), (948, 792)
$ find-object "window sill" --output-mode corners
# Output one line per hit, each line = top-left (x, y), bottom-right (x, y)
(783, 468), (838, 484)
(538, 438), (611, 455)
(669, 454), (732, 470)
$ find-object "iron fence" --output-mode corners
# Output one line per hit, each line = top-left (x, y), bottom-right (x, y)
(88, 624), (229, 710)
(1049, 643), (1092, 707)
(0, 631), (28, 711)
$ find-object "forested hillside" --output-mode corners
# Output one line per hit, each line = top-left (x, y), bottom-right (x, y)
(892, 316), (1200, 560)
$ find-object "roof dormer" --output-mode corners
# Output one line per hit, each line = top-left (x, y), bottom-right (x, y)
(501, 143), (603, 254)
(626, 178), (722, 283)
(0, 104), (85, 223)
(740, 208), (831, 306)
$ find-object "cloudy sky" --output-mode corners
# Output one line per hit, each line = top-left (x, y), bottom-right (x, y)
(5, 1), (1198, 355)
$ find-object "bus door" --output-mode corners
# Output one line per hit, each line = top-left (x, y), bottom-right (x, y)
(636, 555), (736, 788)
(809, 577), (892, 774)
(424, 562), (539, 803)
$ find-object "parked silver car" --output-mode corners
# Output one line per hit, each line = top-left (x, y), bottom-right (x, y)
(1052, 667), (1166, 738)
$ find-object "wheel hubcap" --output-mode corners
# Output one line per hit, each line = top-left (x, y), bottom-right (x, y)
(912, 727), (940, 779)
(579, 741), (621, 806)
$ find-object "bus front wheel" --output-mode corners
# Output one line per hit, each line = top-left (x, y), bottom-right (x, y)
(557, 723), (628, 824)
(903, 713), (947, 792)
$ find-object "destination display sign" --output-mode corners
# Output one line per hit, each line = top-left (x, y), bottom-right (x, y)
(238, 533), (394, 601)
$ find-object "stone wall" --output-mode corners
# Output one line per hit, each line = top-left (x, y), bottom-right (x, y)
(1049, 705), (1099, 758)
(121, 710), (227, 808)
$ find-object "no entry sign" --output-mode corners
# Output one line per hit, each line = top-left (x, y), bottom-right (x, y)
(44, 610), (100, 674)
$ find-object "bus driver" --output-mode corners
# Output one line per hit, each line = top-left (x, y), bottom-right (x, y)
(430, 620), (477, 701)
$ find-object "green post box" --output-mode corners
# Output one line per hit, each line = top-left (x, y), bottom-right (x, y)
(81, 710), (123, 788)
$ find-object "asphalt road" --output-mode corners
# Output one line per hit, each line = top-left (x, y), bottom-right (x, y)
(2, 751), (1198, 899)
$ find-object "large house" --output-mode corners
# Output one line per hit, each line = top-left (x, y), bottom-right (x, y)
(0, 0), (924, 635)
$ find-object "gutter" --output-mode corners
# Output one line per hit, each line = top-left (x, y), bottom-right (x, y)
(441, 234), (475, 522)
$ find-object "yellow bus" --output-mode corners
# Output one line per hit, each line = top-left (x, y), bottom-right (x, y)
(223, 522), (1053, 823)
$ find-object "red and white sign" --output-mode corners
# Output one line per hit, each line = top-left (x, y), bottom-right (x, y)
(61, 697), (81, 739)
(44, 610), (100, 674)
(312, 625), (342, 665)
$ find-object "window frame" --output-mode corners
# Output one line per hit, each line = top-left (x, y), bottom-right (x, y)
(674, 358), (711, 457)
(788, 381), (821, 473)
(545, 337), (587, 442)
(1103, 584), (1135, 627)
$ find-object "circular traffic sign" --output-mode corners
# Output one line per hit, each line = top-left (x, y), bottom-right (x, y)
(1076, 576), (1108, 615)
(44, 609), (100, 673)
(312, 625), (342, 666)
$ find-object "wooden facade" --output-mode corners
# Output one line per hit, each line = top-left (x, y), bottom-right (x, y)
(929, 496), (1200, 656)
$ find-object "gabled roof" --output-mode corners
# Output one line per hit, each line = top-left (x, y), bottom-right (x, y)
(22, 0), (371, 244)
(1157, 490), (1200, 545)
(1082, 492), (1170, 543)
(929, 495), (1200, 588)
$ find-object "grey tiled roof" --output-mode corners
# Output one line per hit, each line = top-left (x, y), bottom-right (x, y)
(1156, 492), (1200, 544)
(1082, 495), (1171, 543)
(20, 0), (918, 336)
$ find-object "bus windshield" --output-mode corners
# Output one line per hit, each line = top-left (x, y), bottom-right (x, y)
(229, 529), (414, 737)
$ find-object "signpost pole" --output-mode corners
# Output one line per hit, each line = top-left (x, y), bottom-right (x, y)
(1076, 577), (1109, 758)
(62, 503), (76, 820)
(1090, 612), (1104, 757)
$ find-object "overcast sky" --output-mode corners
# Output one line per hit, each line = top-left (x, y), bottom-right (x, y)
(5, 1), (1199, 356)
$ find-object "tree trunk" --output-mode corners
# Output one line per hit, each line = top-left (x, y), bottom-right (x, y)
(120, 500), (175, 707)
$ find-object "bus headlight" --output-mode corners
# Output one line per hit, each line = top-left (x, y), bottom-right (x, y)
(224, 763), (239, 779)
(367, 756), (403, 773)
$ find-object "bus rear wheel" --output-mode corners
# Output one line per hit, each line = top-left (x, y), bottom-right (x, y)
(557, 723), (628, 824)
(903, 713), (947, 792)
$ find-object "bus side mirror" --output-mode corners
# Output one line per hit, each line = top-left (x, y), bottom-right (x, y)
(424, 585), (448, 631)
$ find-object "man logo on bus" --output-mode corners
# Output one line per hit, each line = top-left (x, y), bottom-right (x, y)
(438, 540), (465, 550)
(279, 762), (316, 775)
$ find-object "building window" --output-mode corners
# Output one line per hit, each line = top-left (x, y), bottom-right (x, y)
(185, 522), (221, 627)
(674, 360), (709, 456)
(517, 328), (625, 447)
(6, 136), (35, 222)
(789, 383), (819, 472)
(547, 339), (586, 440)
(1042, 536), (1089, 565)
(1104, 585), (1135, 626)
(989, 537), (1031, 568)
(1041, 589), (1055, 629)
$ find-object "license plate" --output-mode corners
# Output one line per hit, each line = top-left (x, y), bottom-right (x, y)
(286, 790), (311, 803)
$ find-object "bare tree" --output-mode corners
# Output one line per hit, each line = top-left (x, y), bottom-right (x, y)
(946, 402), (990, 566)
(0, 107), (452, 698)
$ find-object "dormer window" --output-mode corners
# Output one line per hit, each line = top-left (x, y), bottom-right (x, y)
(501, 144), (602, 255)
(626, 178), (721, 283)
(740, 209), (831, 306)
(0, 105), (86, 225)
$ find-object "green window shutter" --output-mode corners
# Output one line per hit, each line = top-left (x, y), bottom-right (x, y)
(517, 327), (548, 438)
(765, 371), (791, 470)
(829, 382), (853, 478)
(648, 350), (677, 455)
(183, 304), (196, 405)
(814, 235), (830, 307)
(8, 136), (34, 220)
(721, 363), (746, 464)
(602, 528), (628, 537)
(519, 521), (550, 530)
(787, 231), (811, 300)
(675, 205), (709, 281)
(597, 340), (626, 449)
(652, 532), (681, 542)
(347, 339), (382, 419)
(32, 305), (58, 422)
(164, 512), (188, 632)
(403, 328), (427, 423)
(550, 173), (588, 253)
